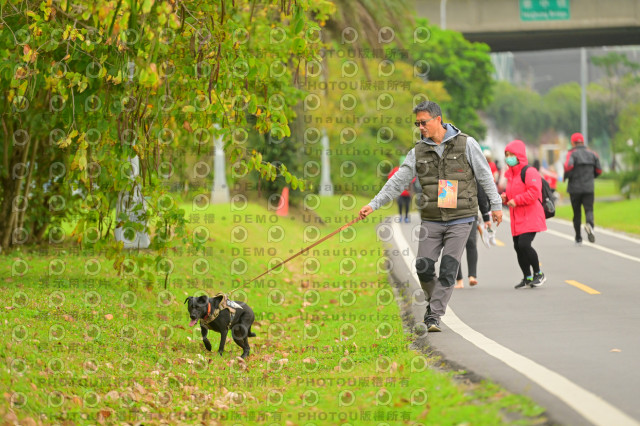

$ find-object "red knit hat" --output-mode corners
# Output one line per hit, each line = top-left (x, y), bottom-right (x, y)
(571, 132), (584, 143)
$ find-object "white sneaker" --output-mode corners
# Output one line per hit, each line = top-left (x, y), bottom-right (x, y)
(584, 223), (595, 243)
(487, 228), (497, 246)
(480, 226), (490, 248)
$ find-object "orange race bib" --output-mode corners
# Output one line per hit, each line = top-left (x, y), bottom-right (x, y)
(437, 179), (458, 208)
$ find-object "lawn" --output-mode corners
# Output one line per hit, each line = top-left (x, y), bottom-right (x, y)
(554, 198), (640, 235)
(554, 178), (619, 199)
(1, 195), (546, 424)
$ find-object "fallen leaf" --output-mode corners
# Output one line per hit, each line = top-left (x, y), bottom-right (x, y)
(104, 314), (113, 320)
(105, 390), (119, 401)
(134, 382), (146, 395)
(98, 409), (111, 424)
(5, 306), (15, 310)
(418, 408), (430, 419)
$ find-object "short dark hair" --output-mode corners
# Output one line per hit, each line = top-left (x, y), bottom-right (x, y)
(413, 100), (442, 118)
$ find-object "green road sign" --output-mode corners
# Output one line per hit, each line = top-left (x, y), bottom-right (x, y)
(520, 0), (570, 21)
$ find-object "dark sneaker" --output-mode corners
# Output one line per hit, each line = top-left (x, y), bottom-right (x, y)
(423, 305), (432, 322)
(514, 278), (531, 289)
(584, 224), (595, 243)
(530, 272), (546, 287)
(425, 319), (441, 332)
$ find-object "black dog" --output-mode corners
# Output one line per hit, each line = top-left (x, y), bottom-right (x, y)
(184, 294), (256, 359)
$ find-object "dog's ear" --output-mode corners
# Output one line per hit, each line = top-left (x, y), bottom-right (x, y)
(197, 295), (208, 305)
(184, 297), (192, 305)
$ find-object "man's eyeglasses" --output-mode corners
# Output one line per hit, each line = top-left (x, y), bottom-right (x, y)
(414, 117), (437, 127)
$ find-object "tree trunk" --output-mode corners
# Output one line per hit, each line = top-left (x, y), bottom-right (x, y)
(17, 138), (40, 234)
(1, 138), (31, 249)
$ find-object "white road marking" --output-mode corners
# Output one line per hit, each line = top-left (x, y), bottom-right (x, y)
(544, 228), (640, 264)
(503, 215), (640, 264)
(551, 217), (640, 245)
(391, 221), (639, 426)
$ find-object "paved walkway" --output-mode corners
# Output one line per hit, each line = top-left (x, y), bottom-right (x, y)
(385, 213), (640, 425)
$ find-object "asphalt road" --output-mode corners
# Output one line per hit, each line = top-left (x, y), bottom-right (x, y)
(384, 212), (640, 426)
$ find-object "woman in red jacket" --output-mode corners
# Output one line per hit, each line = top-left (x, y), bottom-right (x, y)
(501, 140), (547, 289)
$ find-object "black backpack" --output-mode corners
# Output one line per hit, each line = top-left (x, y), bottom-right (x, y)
(521, 165), (555, 219)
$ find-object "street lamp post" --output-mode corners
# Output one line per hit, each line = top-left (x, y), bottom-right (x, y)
(580, 47), (588, 144)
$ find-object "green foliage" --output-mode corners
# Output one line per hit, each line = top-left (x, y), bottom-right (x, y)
(290, 13), (494, 197)
(406, 19), (495, 139)
(0, 0), (333, 278)
(486, 81), (618, 151)
(323, 0), (413, 49)
(589, 51), (640, 169)
(613, 102), (640, 197)
(544, 83), (581, 134)
(484, 81), (549, 144)
(301, 51), (450, 196)
(591, 51), (640, 78)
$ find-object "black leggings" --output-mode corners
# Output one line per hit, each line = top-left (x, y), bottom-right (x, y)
(512, 232), (540, 277)
(570, 192), (595, 241)
(397, 196), (410, 217)
(457, 219), (478, 279)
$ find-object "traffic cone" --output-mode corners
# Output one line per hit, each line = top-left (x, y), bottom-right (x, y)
(276, 187), (289, 216)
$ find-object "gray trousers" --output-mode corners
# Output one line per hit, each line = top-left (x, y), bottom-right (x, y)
(416, 221), (473, 321)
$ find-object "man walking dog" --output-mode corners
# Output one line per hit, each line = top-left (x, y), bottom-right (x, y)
(359, 101), (502, 332)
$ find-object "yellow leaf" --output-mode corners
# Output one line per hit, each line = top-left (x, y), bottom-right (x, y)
(57, 137), (72, 149)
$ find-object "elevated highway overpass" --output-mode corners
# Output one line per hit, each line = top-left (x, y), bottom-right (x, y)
(416, 0), (640, 51)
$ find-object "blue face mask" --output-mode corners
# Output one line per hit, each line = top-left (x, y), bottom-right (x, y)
(505, 156), (519, 167)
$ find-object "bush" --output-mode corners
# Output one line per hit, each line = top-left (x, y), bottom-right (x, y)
(616, 170), (640, 199)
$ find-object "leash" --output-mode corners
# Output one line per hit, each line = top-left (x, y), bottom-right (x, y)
(228, 215), (363, 296)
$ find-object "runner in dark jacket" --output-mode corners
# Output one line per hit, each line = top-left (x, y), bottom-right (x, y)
(564, 132), (602, 244)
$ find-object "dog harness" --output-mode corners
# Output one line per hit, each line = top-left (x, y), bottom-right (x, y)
(200, 292), (242, 328)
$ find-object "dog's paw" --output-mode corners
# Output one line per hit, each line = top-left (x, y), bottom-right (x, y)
(218, 350), (224, 357)
(204, 340), (212, 351)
